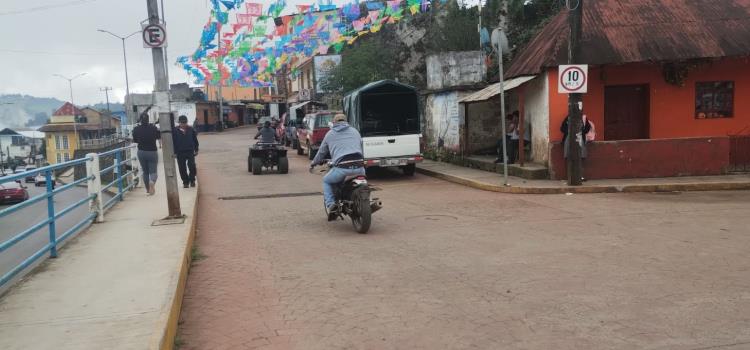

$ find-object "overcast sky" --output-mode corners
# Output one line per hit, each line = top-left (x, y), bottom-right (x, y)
(0, 0), (325, 106)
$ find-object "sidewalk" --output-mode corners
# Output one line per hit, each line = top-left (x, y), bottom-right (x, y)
(0, 162), (198, 350)
(417, 159), (750, 194)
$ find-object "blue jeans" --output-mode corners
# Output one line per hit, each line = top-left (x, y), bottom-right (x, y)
(323, 167), (366, 207)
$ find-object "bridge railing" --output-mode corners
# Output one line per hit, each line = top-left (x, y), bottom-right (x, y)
(0, 144), (139, 289)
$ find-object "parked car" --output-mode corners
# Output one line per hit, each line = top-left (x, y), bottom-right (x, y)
(35, 173), (55, 188)
(0, 181), (29, 205)
(296, 111), (336, 160)
(24, 166), (37, 183)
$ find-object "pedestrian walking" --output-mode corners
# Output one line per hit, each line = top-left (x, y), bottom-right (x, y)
(132, 113), (160, 195)
(173, 115), (199, 188)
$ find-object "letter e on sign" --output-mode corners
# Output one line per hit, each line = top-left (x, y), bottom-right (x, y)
(142, 23), (167, 48)
(558, 65), (588, 94)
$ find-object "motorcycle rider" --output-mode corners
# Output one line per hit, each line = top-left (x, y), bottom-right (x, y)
(255, 120), (279, 143)
(310, 113), (366, 218)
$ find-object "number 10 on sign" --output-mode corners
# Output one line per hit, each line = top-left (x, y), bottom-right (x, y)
(558, 64), (588, 94)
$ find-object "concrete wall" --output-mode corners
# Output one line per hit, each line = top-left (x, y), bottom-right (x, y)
(424, 91), (462, 152)
(524, 74), (550, 162)
(426, 52), (486, 90)
(548, 137), (731, 180)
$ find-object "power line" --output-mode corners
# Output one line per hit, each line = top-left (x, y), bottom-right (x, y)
(0, 0), (100, 16)
(0, 48), (119, 56)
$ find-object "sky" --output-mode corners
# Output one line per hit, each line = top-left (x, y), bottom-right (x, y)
(0, 0), (326, 106)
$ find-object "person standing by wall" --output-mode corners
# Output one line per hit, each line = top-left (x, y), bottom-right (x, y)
(173, 115), (199, 188)
(132, 113), (160, 195)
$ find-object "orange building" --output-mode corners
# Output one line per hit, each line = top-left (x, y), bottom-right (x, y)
(464, 0), (750, 179)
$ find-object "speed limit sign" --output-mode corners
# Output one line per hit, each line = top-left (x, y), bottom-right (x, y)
(558, 64), (588, 93)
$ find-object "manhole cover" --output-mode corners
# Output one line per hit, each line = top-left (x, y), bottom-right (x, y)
(219, 192), (321, 200)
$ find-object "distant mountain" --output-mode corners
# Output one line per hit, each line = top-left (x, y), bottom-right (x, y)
(0, 94), (124, 129)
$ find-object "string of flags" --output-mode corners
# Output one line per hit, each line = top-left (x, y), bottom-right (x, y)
(177, 0), (443, 88)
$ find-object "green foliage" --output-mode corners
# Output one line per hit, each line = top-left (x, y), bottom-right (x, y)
(507, 0), (561, 53)
(319, 32), (400, 93)
(423, 1), (480, 54)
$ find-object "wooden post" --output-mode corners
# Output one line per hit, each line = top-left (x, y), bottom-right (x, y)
(463, 103), (470, 156)
(518, 86), (526, 166)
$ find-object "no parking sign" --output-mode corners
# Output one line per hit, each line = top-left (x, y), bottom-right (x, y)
(558, 64), (588, 93)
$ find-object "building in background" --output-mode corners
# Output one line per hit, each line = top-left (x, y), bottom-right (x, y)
(39, 102), (123, 164)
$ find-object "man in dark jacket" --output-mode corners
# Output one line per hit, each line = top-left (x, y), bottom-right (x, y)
(173, 115), (199, 188)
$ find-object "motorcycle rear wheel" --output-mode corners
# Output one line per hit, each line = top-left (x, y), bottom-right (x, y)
(351, 188), (372, 234)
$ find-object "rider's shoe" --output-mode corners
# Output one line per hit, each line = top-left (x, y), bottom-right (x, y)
(326, 204), (338, 221)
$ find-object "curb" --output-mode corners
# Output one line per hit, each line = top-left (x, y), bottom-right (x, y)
(416, 167), (750, 194)
(150, 184), (200, 350)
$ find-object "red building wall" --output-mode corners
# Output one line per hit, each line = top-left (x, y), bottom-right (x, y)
(547, 57), (750, 142)
(545, 57), (749, 179)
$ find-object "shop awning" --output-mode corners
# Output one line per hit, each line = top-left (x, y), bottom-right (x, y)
(459, 75), (537, 104)
(247, 103), (265, 110)
(289, 101), (311, 111)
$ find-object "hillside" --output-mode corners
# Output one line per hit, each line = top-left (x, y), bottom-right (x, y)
(0, 94), (124, 129)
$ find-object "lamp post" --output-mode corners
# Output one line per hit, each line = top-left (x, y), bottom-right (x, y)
(53, 72), (86, 148)
(97, 29), (140, 136)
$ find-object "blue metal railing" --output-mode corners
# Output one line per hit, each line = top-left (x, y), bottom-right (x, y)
(0, 144), (139, 289)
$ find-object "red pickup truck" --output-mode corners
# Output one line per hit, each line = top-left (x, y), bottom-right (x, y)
(295, 111), (336, 160)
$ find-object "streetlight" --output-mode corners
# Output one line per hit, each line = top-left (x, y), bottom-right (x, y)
(97, 29), (140, 136)
(53, 72), (87, 148)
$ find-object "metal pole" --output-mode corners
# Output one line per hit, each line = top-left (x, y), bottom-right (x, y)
(147, 0), (182, 218)
(498, 44), (509, 186)
(217, 24), (224, 131)
(122, 38), (132, 136)
(69, 79), (79, 149)
(566, 0), (583, 185)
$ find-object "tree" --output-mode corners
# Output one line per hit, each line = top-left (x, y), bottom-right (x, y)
(320, 38), (399, 93)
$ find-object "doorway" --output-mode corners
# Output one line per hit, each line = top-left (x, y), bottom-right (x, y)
(604, 84), (650, 140)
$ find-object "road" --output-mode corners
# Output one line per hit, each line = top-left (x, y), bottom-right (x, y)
(0, 183), (111, 290)
(178, 126), (750, 350)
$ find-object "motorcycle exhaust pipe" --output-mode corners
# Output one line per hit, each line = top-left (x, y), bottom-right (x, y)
(370, 201), (382, 213)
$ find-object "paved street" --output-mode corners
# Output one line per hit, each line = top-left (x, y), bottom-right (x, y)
(178, 127), (750, 350)
(0, 183), (110, 290)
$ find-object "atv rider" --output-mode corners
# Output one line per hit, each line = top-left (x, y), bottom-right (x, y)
(255, 120), (279, 144)
(310, 113), (365, 216)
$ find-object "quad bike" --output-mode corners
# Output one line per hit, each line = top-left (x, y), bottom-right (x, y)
(248, 142), (288, 175)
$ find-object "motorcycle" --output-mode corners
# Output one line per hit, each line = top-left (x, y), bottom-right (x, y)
(310, 160), (382, 234)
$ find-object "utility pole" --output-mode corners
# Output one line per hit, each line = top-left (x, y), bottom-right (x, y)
(566, 0), (583, 186)
(217, 24), (224, 131)
(146, 0), (181, 218)
(100, 87), (113, 111)
(53, 73), (86, 148)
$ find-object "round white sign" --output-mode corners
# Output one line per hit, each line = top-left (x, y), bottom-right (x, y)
(560, 66), (587, 92)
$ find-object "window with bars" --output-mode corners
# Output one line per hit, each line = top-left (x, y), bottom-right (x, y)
(64, 153), (70, 162)
(56, 153), (62, 163)
(695, 81), (734, 119)
(55, 135), (61, 149)
(62, 135), (69, 150)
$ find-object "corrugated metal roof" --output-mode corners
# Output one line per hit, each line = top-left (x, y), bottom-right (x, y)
(506, 0), (750, 79)
(459, 76), (536, 103)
